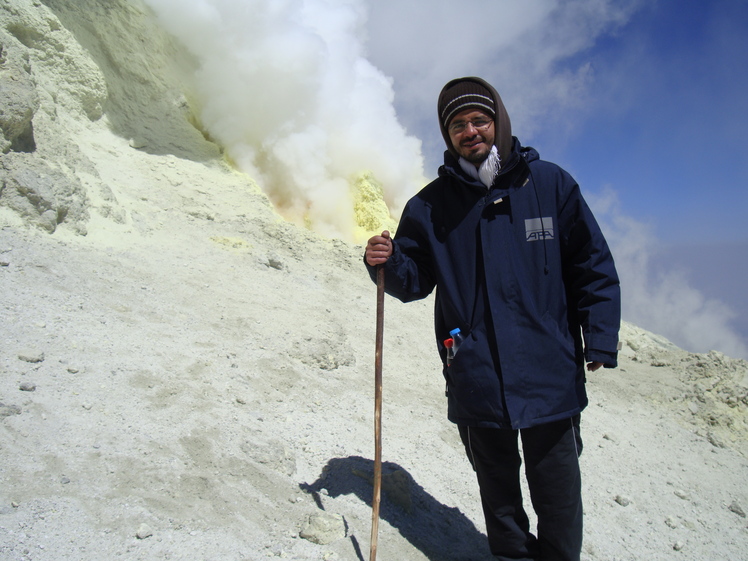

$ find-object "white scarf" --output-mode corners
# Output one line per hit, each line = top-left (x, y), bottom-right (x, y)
(458, 145), (501, 188)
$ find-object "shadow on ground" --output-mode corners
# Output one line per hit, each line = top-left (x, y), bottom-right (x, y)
(301, 455), (493, 561)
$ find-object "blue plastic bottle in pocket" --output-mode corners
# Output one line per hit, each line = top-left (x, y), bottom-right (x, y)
(450, 328), (464, 356)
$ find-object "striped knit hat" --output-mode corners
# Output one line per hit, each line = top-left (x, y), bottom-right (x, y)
(438, 80), (496, 127)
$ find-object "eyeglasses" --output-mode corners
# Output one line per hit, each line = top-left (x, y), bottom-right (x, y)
(448, 117), (493, 135)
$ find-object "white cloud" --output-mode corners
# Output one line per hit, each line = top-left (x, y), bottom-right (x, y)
(589, 187), (748, 359)
(364, 0), (643, 166)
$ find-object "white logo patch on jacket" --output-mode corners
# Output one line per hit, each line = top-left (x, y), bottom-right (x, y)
(525, 217), (554, 241)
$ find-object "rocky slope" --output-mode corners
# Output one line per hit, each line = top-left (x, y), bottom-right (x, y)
(1, 1), (747, 560)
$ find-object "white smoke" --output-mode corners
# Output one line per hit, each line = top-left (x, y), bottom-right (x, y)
(142, 0), (425, 240)
(589, 188), (748, 359)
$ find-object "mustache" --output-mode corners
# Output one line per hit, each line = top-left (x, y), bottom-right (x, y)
(461, 135), (485, 145)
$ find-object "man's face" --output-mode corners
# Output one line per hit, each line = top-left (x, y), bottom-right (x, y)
(447, 109), (495, 165)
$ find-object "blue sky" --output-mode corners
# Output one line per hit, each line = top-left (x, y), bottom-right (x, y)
(364, 0), (748, 357)
(553, 0), (748, 245)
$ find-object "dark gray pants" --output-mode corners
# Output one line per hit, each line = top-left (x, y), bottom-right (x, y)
(458, 416), (583, 561)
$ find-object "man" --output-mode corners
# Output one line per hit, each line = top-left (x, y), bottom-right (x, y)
(364, 77), (620, 561)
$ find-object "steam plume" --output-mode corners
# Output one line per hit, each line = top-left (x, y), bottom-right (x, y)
(143, 0), (425, 240)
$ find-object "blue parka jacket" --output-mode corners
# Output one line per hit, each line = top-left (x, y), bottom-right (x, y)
(367, 139), (621, 430)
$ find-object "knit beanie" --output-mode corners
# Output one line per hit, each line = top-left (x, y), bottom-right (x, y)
(438, 80), (496, 127)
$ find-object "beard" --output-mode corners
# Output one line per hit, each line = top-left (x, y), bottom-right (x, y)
(457, 135), (492, 164)
(463, 149), (489, 164)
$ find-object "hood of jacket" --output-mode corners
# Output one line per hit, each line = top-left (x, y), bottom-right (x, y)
(438, 77), (513, 169)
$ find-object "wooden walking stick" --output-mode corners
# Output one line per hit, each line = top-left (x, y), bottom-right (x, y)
(369, 263), (385, 561)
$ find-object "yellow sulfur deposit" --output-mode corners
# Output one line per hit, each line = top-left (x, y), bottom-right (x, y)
(209, 236), (252, 252)
(351, 171), (398, 244)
